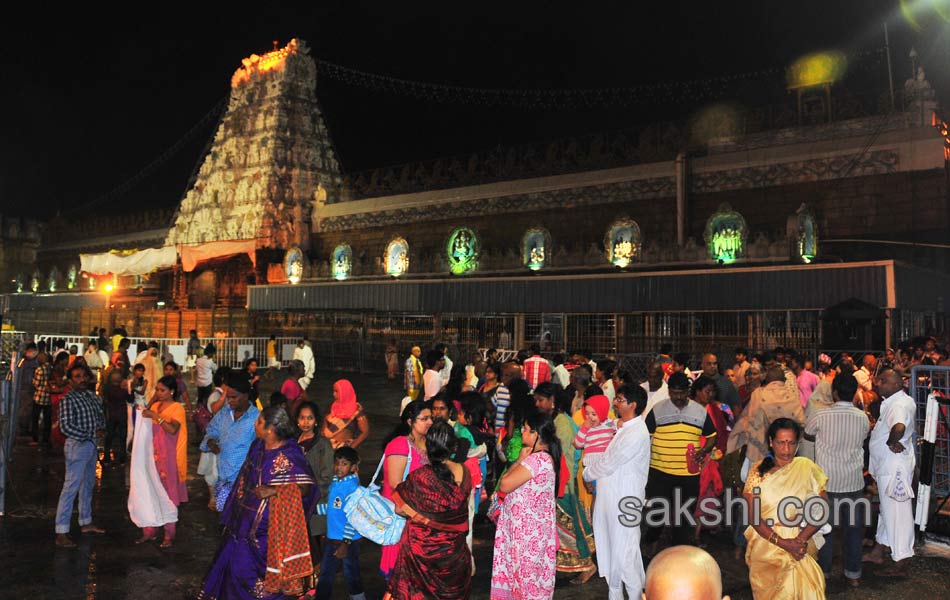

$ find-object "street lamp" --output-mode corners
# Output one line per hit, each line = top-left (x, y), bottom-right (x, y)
(103, 282), (114, 311)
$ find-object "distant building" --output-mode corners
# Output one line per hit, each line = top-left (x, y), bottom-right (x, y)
(5, 40), (950, 355)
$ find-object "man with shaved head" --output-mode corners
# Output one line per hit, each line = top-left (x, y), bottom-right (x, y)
(640, 361), (669, 416)
(864, 368), (916, 576)
(701, 353), (739, 412)
(643, 545), (729, 600)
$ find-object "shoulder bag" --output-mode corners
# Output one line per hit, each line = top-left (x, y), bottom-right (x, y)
(343, 442), (412, 545)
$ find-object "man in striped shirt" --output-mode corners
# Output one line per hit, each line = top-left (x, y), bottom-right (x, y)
(522, 344), (551, 391)
(642, 372), (717, 549)
(492, 362), (520, 430)
(805, 372), (869, 587)
(55, 365), (106, 548)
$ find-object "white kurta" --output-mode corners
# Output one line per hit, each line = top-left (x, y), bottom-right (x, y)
(869, 389), (917, 561)
(583, 415), (651, 599)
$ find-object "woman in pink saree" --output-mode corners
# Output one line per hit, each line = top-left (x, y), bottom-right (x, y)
(129, 374), (188, 548)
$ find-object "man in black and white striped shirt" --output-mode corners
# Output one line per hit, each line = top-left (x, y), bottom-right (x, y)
(804, 372), (869, 588)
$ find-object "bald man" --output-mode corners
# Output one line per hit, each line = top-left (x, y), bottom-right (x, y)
(404, 346), (424, 401)
(643, 545), (729, 600)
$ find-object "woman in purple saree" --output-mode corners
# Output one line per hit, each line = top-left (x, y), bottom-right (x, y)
(198, 406), (318, 600)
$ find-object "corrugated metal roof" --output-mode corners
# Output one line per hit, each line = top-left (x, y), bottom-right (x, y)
(895, 264), (950, 312)
(248, 261), (893, 313)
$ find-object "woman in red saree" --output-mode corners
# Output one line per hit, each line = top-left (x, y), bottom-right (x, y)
(385, 421), (472, 600)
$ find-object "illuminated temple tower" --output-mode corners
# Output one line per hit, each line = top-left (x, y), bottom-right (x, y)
(166, 39), (341, 252)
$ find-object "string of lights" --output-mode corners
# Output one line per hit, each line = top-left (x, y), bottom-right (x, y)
(62, 95), (229, 216)
(316, 47), (886, 109)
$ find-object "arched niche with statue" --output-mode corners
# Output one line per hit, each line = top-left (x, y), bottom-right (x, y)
(446, 227), (479, 275)
(331, 244), (352, 281)
(704, 203), (748, 263)
(385, 237), (410, 277)
(604, 217), (642, 268)
(522, 228), (552, 271)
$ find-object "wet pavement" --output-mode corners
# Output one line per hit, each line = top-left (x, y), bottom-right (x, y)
(2, 371), (949, 599)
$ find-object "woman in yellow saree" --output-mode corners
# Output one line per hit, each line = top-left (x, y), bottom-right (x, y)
(743, 418), (828, 600)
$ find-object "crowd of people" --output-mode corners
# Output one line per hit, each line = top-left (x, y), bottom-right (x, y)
(17, 328), (940, 599)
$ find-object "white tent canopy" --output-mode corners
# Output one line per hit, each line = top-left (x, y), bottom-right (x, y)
(80, 246), (177, 277)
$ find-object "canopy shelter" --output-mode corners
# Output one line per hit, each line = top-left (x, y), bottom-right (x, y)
(79, 240), (258, 277)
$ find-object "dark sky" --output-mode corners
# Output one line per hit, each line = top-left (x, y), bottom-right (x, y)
(0, 1), (945, 220)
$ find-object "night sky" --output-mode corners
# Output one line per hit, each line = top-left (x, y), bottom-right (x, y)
(1, 1), (946, 220)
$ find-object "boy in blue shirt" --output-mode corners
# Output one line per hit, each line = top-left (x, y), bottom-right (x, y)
(314, 446), (365, 600)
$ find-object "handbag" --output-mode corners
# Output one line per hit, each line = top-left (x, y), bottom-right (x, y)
(344, 442), (411, 545)
(192, 402), (213, 435)
(720, 444), (747, 489)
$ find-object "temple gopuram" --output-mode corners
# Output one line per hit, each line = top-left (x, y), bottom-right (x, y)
(5, 39), (950, 358)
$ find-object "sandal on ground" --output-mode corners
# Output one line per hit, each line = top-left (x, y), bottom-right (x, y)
(134, 535), (157, 545)
(159, 539), (174, 549)
(55, 536), (77, 548)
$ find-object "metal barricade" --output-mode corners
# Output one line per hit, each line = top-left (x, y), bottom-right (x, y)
(909, 365), (950, 532)
(615, 353), (663, 383)
(0, 351), (22, 515)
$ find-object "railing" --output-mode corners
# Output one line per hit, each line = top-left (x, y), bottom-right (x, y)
(0, 350), (22, 515)
(28, 334), (302, 370)
(909, 365), (950, 532)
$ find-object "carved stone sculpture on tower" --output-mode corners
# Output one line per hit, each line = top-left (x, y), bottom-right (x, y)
(165, 38), (341, 252)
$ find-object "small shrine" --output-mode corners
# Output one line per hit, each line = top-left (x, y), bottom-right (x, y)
(604, 218), (642, 268)
(447, 227), (479, 275)
(704, 203), (748, 263)
(385, 237), (410, 277)
(522, 228), (552, 271)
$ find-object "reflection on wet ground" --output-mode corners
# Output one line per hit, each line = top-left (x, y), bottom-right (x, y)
(1, 372), (948, 599)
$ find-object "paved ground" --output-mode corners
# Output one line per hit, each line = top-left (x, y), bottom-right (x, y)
(1, 371), (949, 599)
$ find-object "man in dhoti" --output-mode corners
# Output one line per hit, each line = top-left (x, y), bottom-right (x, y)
(294, 338), (315, 390)
(863, 368), (916, 576)
(583, 383), (651, 600)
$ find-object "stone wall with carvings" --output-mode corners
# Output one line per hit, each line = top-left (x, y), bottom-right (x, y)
(310, 167), (948, 277)
(0, 216), (42, 293)
(166, 39), (342, 250)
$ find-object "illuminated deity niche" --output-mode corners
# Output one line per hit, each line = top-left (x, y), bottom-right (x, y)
(795, 204), (819, 263)
(385, 237), (410, 277)
(47, 267), (58, 293)
(521, 228), (552, 271)
(284, 246), (304, 284)
(15, 273), (24, 293)
(30, 270), (41, 293)
(332, 244), (352, 280)
(604, 218), (642, 268)
(446, 227), (479, 275)
(704, 203), (749, 263)
(66, 264), (78, 290)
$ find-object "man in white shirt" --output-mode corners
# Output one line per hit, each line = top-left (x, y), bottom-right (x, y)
(640, 361), (669, 416)
(863, 368), (916, 576)
(294, 339), (315, 390)
(552, 353), (571, 389)
(435, 343), (452, 386)
(423, 349), (445, 401)
(584, 384), (650, 600)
